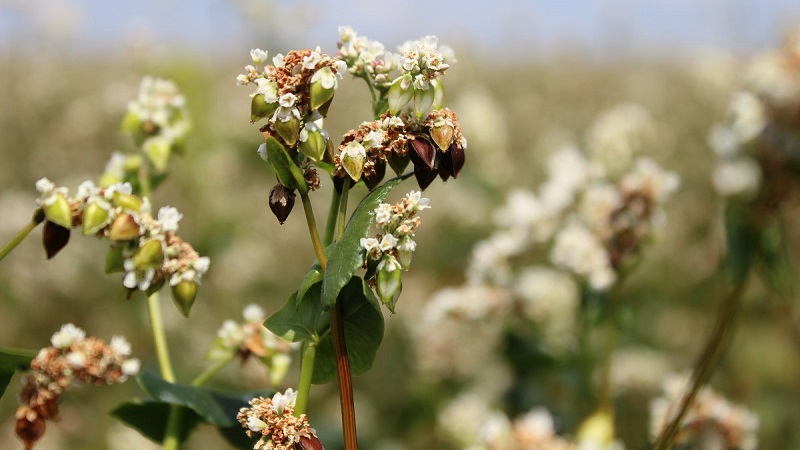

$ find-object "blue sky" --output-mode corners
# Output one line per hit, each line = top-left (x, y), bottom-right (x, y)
(2, 0), (800, 60)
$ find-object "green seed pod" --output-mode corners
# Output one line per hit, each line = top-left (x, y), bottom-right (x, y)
(171, 279), (197, 318)
(132, 239), (164, 270)
(43, 194), (72, 229)
(310, 66), (336, 111)
(82, 201), (110, 235)
(251, 93), (279, 123)
(111, 192), (143, 212)
(376, 260), (402, 313)
(413, 87), (435, 120)
(274, 116), (300, 147)
(144, 136), (171, 173)
(341, 141), (366, 182)
(298, 127), (327, 162)
(387, 75), (414, 115)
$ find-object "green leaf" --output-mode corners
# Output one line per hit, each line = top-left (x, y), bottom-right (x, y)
(312, 277), (385, 384)
(138, 371), (271, 427)
(264, 284), (329, 342)
(0, 347), (36, 398)
(110, 401), (203, 444)
(321, 178), (402, 309)
(264, 136), (308, 194)
(297, 264), (323, 305)
(757, 217), (796, 299)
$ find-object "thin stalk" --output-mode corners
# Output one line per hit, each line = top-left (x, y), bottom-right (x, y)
(330, 177), (358, 450)
(324, 189), (342, 247)
(0, 212), (43, 261)
(300, 191), (327, 266)
(294, 342), (317, 416)
(147, 292), (182, 450)
(652, 270), (750, 450)
(336, 178), (351, 239)
(191, 353), (235, 387)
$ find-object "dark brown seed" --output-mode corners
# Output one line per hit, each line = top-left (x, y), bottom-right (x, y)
(42, 220), (70, 259)
(269, 184), (297, 224)
(363, 159), (387, 190)
(446, 142), (465, 178)
(409, 137), (436, 169)
(387, 153), (410, 175)
(413, 159), (439, 191)
(294, 434), (325, 450)
(15, 411), (46, 450)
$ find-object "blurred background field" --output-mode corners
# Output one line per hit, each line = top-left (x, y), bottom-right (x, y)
(2, 1), (800, 449)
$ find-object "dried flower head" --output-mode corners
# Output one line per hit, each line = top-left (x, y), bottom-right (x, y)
(16, 324), (139, 450)
(237, 388), (323, 450)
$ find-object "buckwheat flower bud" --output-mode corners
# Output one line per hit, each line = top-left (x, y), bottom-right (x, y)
(243, 304), (265, 323)
(51, 324), (86, 349)
(271, 388), (298, 414)
(247, 416), (267, 432)
(250, 48), (268, 65)
(35, 178), (55, 196)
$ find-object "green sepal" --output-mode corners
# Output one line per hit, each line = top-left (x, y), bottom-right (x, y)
(264, 136), (308, 194)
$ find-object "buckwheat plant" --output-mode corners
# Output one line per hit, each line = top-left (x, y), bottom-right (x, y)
(0, 76), (299, 450)
(235, 27), (464, 449)
(653, 30), (800, 450)
(407, 103), (677, 449)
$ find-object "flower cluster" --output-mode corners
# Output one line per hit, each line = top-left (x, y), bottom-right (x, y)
(709, 30), (800, 204)
(650, 374), (759, 450)
(238, 46), (346, 150)
(34, 178), (209, 316)
(237, 388), (323, 450)
(469, 104), (679, 291)
(15, 324), (140, 450)
(335, 108), (466, 191)
(207, 304), (296, 387)
(119, 77), (191, 174)
(336, 25), (396, 89)
(360, 190), (430, 310)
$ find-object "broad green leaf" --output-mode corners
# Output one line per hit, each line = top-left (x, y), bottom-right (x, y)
(312, 277), (385, 384)
(110, 401), (203, 444)
(264, 284), (329, 342)
(0, 347), (36, 398)
(138, 371), (271, 427)
(264, 136), (308, 194)
(321, 178), (402, 309)
(297, 263), (323, 305)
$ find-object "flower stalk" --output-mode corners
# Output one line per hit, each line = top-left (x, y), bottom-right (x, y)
(0, 210), (44, 261)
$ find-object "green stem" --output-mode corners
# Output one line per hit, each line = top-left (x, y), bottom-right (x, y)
(191, 353), (235, 387)
(294, 342), (317, 416)
(336, 178), (351, 239)
(300, 191), (327, 266)
(146, 292), (181, 450)
(330, 177), (358, 450)
(324, 189), (342, 247)
(0, 211), (43, 261)
(652, 270), (750, 450)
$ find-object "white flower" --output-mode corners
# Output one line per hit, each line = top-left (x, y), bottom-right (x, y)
(374, 203), (392, 225)
(66, 351), (86, 369)
(247, 416), (267, 432)
(302, 50), (321, 70)
(360, 237), (380, 252)
(51, 323), (86, 349)
(123, 258), (156, 291)
(254, 78), (278, 103)
(344, 140), (366, 159)
(193, 256), (210, 276)
(35, 177), (55, 195)
(217, 320), (245, 347)
(76, 180), (98, 200)
(550, 221), (615, 291)
(272, 53), (285, 68)
(270, 388), (297, 414)
(278, 93), (297, 108)
(110, 336), (132, 357)
(157, 206), (183, 232)
(362, 130), (385, 149)
(250, 48), (268, 65)
(243, 304), (265, 323)
(122, 358), (141, 376)
(338, 25), (356, 42)
(379, 234), (398, 251)
(406, 190), (431, 211)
